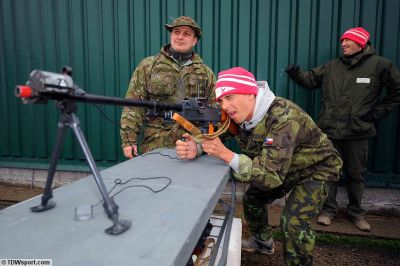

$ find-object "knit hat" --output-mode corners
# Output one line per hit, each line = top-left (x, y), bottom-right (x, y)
(340, 27), (370, 48)
(165, 16), (202, 38)
(215, 67), (258, 100)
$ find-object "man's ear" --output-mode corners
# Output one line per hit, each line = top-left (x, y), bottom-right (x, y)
(192, 37), (198, 47)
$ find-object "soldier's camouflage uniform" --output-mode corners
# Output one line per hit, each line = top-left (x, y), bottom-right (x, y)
(233, 97), (342, 265)
(120, 45), (216, 153)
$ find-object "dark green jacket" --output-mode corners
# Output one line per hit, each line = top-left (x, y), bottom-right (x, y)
(289, 45), (400, 140)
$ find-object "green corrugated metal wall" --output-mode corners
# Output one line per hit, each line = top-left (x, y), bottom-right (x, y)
(0, 0), (399, 186)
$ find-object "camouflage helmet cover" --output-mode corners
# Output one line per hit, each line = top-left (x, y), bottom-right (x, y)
(165, 16), (202, 38)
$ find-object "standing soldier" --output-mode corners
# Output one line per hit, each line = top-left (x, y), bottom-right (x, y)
(120, 16), (215, 158)
(176, 67), (343, 265)
(285, 27), (400, 231)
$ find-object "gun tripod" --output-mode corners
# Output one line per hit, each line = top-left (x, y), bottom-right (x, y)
(31, 99), (131, 235)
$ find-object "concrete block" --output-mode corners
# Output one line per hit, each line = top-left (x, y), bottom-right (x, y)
(8, 168), (34, 186)
(228, 184), (400, 217)
(32, 170), (60, 188)
(0, 168), (10, 181)
(59, 171), (89, 184)
(30, 170), (90, 188)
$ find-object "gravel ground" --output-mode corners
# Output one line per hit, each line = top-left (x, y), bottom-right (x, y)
(241, 240), (399, 266)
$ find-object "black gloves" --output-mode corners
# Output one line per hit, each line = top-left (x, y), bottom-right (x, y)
(285, 64), (300, 77)
(360, 111), (376, 122)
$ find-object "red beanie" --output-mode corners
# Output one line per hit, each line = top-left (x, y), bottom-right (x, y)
(215, 67), (258, 100)
(340, 27), (370, 48)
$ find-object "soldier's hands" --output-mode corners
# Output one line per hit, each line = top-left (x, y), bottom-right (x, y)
(123, 145), (138, 159)
(202, 137), (234, 164)
(176, 134), (197, 160)
(285, 64), (300, 76)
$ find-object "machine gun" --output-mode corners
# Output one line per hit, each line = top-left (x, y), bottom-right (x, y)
(16, 69), (223, 134)
(15, 69), (230, 235)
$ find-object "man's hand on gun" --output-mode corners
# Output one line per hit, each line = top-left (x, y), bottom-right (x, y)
(176, 134), (198, 160)
(176, 133), (234, 164)
(202, 137), (234, 163)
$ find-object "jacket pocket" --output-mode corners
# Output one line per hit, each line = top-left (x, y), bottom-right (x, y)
(317, 109), (332, 128)
(188, 69), (209, 99)
(147, 73), (176, 96)
(350, 116), (374, 132)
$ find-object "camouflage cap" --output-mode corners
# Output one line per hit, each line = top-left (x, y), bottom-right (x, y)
(165, 16), (202, 38)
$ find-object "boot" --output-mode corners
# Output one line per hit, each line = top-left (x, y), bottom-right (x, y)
(317, 213), (334, 226)
(352, 216), (371, 232)
(242, 236), (274, 255)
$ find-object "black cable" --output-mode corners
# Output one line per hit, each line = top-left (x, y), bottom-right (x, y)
(91, 103), (137, 151)
(89, 104), (180, 207)
(140, 151), (181, 160)
(93, 175), (172, 208)
(109, 176), (172, 195)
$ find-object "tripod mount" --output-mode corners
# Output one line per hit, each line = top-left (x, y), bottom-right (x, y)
(31, 99), (131, 235)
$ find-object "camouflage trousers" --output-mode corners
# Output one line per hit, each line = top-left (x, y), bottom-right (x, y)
(243, 180), (327, 266)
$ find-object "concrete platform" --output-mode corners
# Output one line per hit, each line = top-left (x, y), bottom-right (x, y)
(0, 149), (232, 265)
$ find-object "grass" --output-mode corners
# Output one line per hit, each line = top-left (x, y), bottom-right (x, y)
(315, 232), (400, 251)
(272, 231), (400, 252)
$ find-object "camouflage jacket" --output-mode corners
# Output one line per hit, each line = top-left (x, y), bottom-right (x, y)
(233, 97), (342, 191)
(120, 45), (216, 153)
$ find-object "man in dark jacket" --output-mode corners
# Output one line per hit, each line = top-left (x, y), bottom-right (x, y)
(285, 27), (400, 231)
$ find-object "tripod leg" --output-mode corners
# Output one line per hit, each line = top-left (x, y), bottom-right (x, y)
(31, 115), (68, 212)
(69, 113), (131, 235)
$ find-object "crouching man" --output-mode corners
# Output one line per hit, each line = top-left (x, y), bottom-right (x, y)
(176, 67), (342, 265)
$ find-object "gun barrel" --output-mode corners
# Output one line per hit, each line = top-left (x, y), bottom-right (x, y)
(69, 93), (184, 112)
(15, 85), (33, 98)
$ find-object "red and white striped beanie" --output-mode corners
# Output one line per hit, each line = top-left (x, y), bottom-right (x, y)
(215, 67), (258, 100)
(340, 27), (370, 48)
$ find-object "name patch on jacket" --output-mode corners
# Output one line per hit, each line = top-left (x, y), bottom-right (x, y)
(356, 78), (370, 83)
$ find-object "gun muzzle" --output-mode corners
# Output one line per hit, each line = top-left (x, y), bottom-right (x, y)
(15, 85), (33, 98)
